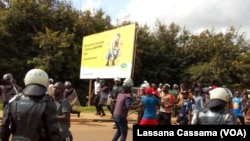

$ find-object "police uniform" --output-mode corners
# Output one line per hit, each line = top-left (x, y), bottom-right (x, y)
(0, 69), (62, 141)
(191, 87), (238, 125)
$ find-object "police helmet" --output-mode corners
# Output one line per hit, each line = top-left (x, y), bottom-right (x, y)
(64, 81), (71, 86)
(122, 78), (134, 87)
(209, 87), (229, 102)
(207, 87), (229, 108)
(173, 84), (179, 89)
(114, 77), (121, 82)
(100, 79), (105, 85)
(23, 69), (49, 96)
(3, 73), (13, 81)
(49, 78), (54, 83)
(140, 83), (147, 88)
(24, 68), (49, 88)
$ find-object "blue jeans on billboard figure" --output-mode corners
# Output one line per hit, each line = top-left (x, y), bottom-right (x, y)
(112, 115), (128, 141)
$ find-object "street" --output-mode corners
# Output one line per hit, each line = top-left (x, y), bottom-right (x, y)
(1, 111), (250, 141)
(0, 111), (136, 141)
(70, 121), (133, 141)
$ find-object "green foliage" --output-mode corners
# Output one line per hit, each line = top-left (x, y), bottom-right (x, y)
(0, 103), (2, 111)
(0, 0), (250, 104)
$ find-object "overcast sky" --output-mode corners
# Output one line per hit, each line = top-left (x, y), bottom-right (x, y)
(69, 0), (250, 40)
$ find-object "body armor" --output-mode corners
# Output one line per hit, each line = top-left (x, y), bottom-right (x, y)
(111, 85), (122, 99)
(1, 93), (62, 141)
(195, 109), (238, 125)
(65, 88), (80, 107)
(65, 88), (80, 112)
(0, 83), (19, 102)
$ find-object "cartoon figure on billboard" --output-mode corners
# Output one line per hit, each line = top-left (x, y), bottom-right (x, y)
(106, 33), (121, 66)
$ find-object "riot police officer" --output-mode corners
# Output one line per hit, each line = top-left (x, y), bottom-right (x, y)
(110, 77), (122, 116)
(0, 68), (62, 141)
(64, 81), (81, 117)
(191, 87), (238, 125)
(0, 73), (19, 108)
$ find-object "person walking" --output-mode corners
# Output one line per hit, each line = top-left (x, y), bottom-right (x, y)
(0, 73), (19, 108)
(191, 87), (204, 124)
(53, 81), (73, 141)
(112, 78), (137, 141)
(98, 80), (112, 117)
(93, 77), (101, 115)
(110, 77), (122, 118)
(64, 81), (81, 118)
(110, 77), (122, 128)
(191, 87), (238, 125)
(0, 68), (62, 141)
(232, 90), (246, 125)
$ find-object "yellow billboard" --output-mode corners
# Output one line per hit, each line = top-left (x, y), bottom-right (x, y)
(80, 24), (136, 79)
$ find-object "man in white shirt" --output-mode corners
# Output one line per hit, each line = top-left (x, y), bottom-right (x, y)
(94, 77), (101, 115)
(47, 78), (54, 96)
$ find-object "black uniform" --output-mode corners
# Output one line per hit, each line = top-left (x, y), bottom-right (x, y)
(0, 85), (62, 141)
(192, 108), (238, 125)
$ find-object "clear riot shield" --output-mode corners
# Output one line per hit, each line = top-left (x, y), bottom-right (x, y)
(128, 87), (141, 116)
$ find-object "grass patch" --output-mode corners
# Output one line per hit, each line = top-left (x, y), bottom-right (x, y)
(78, 106), (96, 113)
(78, 106), (110, 113)
(0, 103), (109, 113)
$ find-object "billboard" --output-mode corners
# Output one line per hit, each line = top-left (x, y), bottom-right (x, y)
(80, 24), (136, 79)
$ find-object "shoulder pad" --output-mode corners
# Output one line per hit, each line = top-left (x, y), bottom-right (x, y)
(39, 94), (53, 103)
(199, 108), (209, 115)
(8, 93), (23, 103)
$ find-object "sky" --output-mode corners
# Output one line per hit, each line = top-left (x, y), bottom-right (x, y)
(68, 0), (250, 40)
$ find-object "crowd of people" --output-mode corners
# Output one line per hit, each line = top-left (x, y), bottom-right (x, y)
(1, 69), (250, 141)
(132, 81), (250, 126)
(91, 77), (250, 141)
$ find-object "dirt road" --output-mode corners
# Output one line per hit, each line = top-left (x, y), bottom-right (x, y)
(71, 121), (134, 141)
(1, 111), (250, 141)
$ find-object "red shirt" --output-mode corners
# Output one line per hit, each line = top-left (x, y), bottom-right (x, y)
(152, 89), (159, 96)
